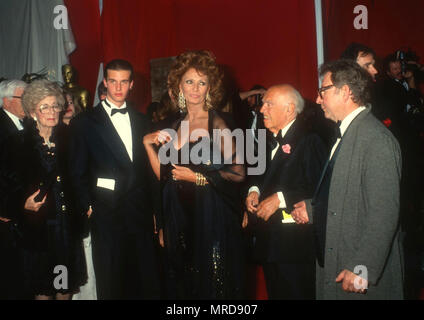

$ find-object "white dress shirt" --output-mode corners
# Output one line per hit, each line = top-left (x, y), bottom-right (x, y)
(248, 119), (296, 209)
(102, 99), (133, 161)
(3, 108), (23, 131)
(329, 106), (366, 160)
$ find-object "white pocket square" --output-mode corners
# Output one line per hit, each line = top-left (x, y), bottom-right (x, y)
(97, 178), (115, 191)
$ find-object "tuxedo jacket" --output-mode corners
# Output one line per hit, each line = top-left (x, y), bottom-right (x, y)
(0, 108), (19, 144)
(68, 104), (157, 235)
(0, 109), (21, 218)
(250, 118), (327, 263)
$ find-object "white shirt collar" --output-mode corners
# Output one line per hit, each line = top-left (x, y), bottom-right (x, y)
(339, 106), (366, 136)
(2, 107), (23, 130)
(274, 119), (296, 138)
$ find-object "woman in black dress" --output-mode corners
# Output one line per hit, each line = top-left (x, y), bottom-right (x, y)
(1, 79), (85, 299)
(144, 50), (246, 299)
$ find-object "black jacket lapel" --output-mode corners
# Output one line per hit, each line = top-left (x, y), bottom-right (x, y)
(261, 119), (303, 194)
(128, 107), (143, 166)
(90, 103), (132, 168)
(0, 109), (19, 138)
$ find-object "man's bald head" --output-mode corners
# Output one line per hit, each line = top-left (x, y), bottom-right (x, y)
(260, 84), (304, 134)
(267, 84), (305, 114)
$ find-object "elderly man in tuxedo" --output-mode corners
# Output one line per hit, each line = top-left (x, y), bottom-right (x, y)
(68, 59), (160, 299)
(292, 59), (404, 299)
(245, 84), (327, 299)
(0, 79), (27, 299)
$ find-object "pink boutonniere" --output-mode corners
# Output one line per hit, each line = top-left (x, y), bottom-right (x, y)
(282, 144), (291, 154)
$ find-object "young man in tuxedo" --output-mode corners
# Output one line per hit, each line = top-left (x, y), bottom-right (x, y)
(0, 80), (27, 299)
(68, 60), (160, 299)
(244, 84), (327, 299)
(292, 59), (404, 299)
(340, 43), (378, 82)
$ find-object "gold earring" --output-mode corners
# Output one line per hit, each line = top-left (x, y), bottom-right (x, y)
(178, 91), (186, 110)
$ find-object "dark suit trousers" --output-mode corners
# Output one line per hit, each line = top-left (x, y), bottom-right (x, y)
(90, 217), (160, 300)
(263, 262), (315, 300)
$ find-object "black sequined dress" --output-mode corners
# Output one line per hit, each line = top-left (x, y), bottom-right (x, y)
(160, 110), (245, 299)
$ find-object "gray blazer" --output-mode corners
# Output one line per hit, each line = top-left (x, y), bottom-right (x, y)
(311, 108), (404, 300)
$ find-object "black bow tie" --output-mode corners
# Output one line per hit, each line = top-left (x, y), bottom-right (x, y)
(104, 99), (128, 116)
(270, 130), (285, 149)
(329, 121), (342, 146)
(111, 108), (128, 116)
(335, 121), (342, 139)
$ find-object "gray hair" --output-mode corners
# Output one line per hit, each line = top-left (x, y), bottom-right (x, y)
(0, 80), (27, 107)
(288, 87), (305, 114)
(21, 79), (65, 117)
(319, 59), (371, 106)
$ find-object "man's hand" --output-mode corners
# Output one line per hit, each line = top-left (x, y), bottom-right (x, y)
(245, 191), (259, 213)
(256, 193), (280, 222)
(87, 206), (93, 218)
(291, 200), (309, 224)
(158, 229), (164, 248)
(0, 217), (11, 223)
(335, 269), (368, 294)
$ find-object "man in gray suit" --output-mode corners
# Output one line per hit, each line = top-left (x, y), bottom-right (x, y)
(292, 59), (404, 299)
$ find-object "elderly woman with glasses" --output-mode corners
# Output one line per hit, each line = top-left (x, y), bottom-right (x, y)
(0, 79), (86, 300)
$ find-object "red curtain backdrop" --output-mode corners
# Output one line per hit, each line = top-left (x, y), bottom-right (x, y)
(64, 0), (102, 103)
(63, 0), (424, 300)
(323, 0), (424, 65)
(67, 0), (318, 111)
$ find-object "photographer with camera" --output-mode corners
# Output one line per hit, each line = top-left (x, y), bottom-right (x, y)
(383, 52), (422, 116)
(239, 85), (267, 153)
(379, 51), (424, 299)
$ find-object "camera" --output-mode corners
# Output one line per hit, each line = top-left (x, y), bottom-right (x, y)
(254, 94), (263, 107)
(396, 49), (420, 74)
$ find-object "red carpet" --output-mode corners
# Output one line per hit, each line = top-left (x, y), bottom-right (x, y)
(255, 266), (268, 300)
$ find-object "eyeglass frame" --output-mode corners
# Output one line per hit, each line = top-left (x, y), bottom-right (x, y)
(317, 84), (335, 99)
(38, 104), (63, 114)
(11, 96), (22, 99)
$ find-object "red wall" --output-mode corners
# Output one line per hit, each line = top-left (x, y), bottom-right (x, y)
(324, 0), (424, 67)
(65, 0), (102, 103)
(66, 0), (424, 111)
(67, 0), (318, 111)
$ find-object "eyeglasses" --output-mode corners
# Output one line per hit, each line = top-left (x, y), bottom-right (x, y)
(11, 96), (22, 99)
(317, 84), (335, 99)
(38, 104), (63, 114)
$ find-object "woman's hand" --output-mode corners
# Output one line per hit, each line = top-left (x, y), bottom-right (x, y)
(158, 229), (164, 248)
(242, 211), (249, 228)
(171, 164), (196, 183)
(143, 130), (171, 147)
(24, 189), (46, 212)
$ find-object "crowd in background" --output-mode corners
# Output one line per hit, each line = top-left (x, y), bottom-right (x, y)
(0, 43), (423, 300)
